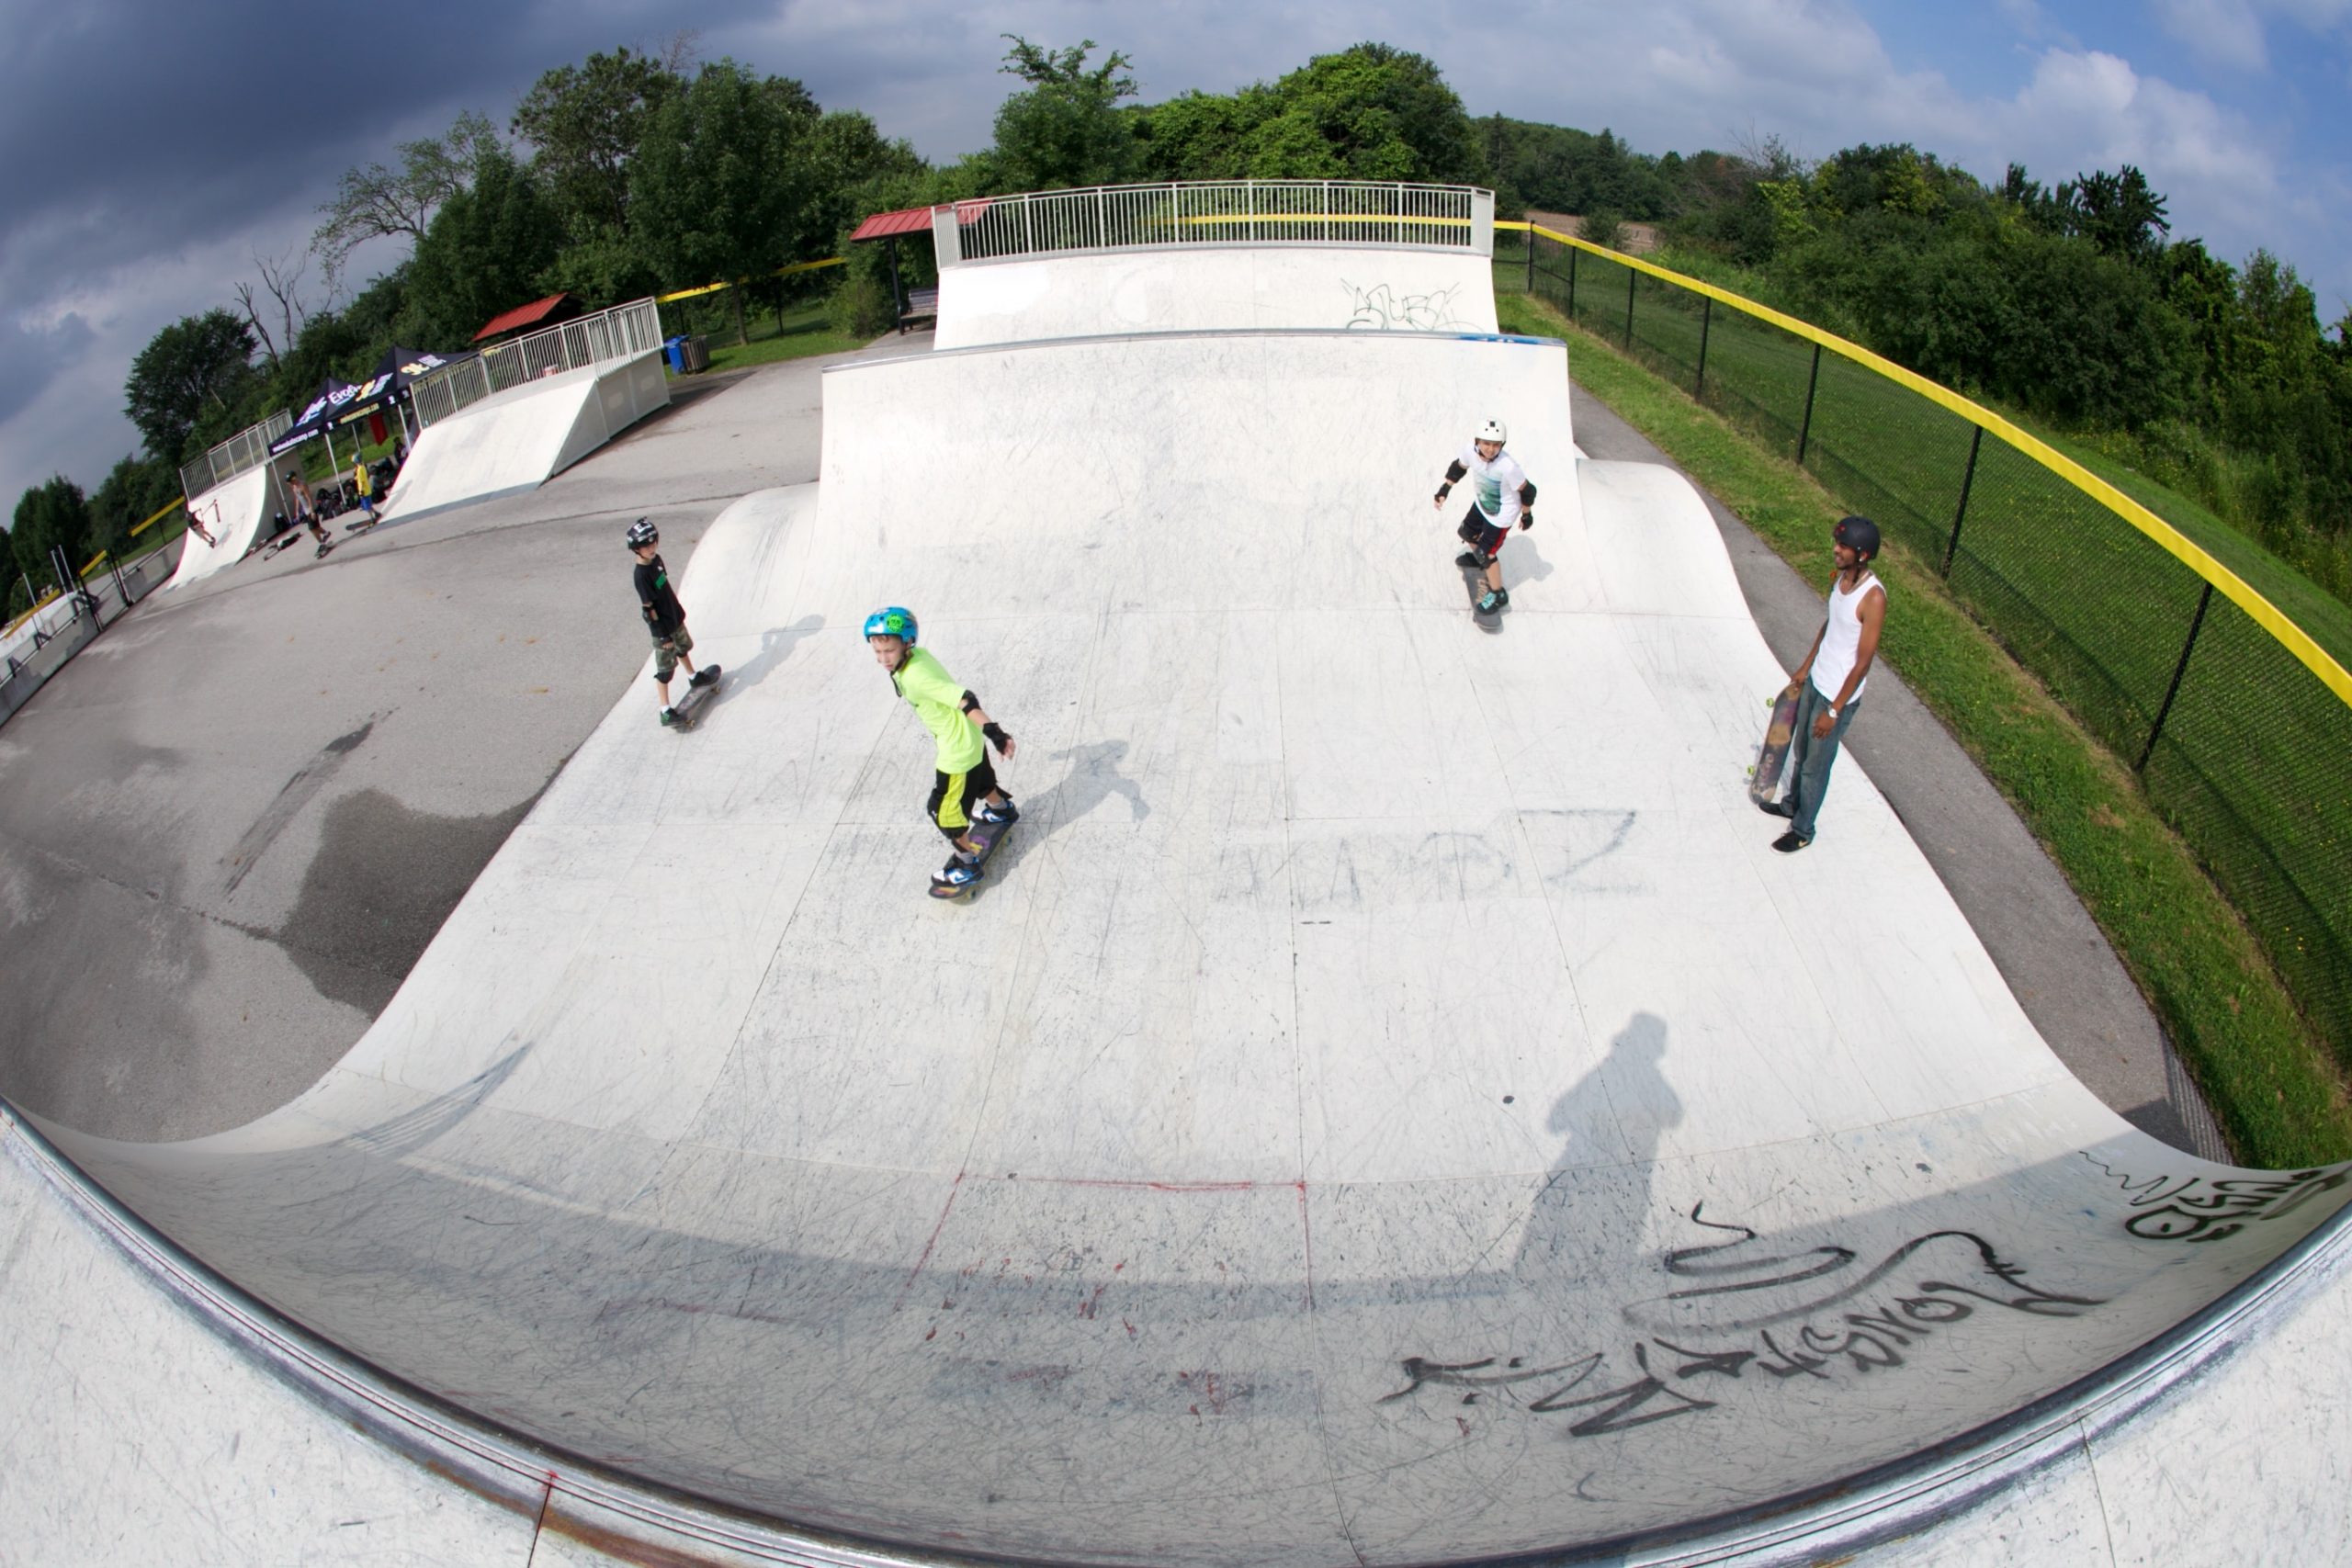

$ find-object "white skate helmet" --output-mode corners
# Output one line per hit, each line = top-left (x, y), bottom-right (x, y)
(1476, 419), (1508, 446)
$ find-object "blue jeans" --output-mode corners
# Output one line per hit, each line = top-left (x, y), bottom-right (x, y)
(1784, 682), (1860, 841)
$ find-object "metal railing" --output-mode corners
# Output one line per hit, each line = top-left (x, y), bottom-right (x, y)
(1, 541), (179, 728)
(933, 181), (1493, 266)
(412, 299), (666, 429)
(178, 410), (293, 502)
(1499, 221), (2352, 1092)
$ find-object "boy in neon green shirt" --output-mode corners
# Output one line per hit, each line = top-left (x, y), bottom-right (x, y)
(864, 606), (1018, 893)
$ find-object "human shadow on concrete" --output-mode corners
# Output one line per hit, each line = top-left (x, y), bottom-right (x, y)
(977, 739), (1151, 892)
(702, 615), (823, 709)
(1512, 1010), (1683, 1284)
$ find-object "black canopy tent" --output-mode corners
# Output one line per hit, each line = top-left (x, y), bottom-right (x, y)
(329, 346), (477, 449)
(268, 377), (358, 464)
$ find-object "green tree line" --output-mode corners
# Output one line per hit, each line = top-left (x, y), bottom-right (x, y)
(14, 36), (2350, 624)
(1494, 130), (2352, 598)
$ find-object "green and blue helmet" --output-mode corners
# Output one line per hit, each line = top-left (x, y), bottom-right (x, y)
(863, 605), (918, 644)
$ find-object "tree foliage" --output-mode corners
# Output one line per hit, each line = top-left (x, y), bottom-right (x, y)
(512, 48), (684, 247)
(990, 37), (1138, 190)
(123, 309), (258, 466)
(404, 142), (566, 345)
(629, 62), (820, 343)
(311, 111), (501, 288)
(10, 476), (93, 587)
(1129, 43), (1484, 185)
(88, 454), (178, 554)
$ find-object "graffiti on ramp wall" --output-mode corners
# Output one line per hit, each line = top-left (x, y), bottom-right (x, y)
(1341, 279), (1467, 332)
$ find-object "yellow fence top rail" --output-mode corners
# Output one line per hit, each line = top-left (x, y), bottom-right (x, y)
(130, 499), (180, 538)
(657, 255), (845, 305)
(1176, 212), (1473, 230)
(1499, 220), (2352, 709)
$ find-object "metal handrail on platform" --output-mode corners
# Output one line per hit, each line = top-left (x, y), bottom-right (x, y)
(933, 181), (1495, 266)
(411, 298), (665, 430)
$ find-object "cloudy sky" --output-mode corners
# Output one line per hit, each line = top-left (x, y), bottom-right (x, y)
(4, 0), (2347, 513)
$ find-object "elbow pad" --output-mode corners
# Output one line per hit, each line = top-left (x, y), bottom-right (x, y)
(1443, 460), (1468, 485)
(1518, 480), (1538, 508)
(959, 691), (980, 714)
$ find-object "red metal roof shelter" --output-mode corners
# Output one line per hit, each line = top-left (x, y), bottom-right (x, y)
(472, 292), (583, 343)
(849, 207), (934, 242)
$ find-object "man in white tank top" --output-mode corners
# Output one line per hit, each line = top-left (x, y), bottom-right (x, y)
(1764, 515), (1886, 851)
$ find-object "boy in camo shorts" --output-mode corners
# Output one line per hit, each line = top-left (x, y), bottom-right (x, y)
(627, 518), (714, 725)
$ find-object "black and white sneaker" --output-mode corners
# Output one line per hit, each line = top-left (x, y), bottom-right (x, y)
(975, 796), (1019, 826)
(932, 857), (985, 891)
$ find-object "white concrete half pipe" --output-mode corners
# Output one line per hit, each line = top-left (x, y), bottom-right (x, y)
(382, 349), (670, 523)
(26, 325), (2352, 1565)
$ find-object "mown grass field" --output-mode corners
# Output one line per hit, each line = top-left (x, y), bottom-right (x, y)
(677, 296), (864, 374)
(1492, 274), (2352, 1168)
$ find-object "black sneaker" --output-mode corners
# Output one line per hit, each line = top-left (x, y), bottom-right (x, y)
(1454, 550), (1485, 570)
(1757, 798), (1792, 818)
(1771, 829), (1811, 853)
(975, 796), (1019, 826)
(689, 666), (719, 688)
(659, 706), (682, 728)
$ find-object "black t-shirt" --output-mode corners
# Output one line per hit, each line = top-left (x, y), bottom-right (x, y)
(634, 555), (684, 635)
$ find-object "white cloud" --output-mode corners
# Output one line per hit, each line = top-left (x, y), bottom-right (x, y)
(2145, 0), (2352, 69)
(2149, 0), (2270, 70)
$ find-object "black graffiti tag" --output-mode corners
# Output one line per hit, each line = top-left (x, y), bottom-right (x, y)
(2083, 1154), (2352, 1244)
(1378, 1205), (2106, 1440)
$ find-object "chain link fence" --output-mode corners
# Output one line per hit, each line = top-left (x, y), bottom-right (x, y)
(1, 541), (181, 728)
(412, 299), (666, 429)
(1501, 223), (2352, 1077)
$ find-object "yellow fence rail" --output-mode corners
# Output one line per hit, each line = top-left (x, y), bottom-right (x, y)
(1499, 221), (2352, 706)
(656, 255), (845, 305)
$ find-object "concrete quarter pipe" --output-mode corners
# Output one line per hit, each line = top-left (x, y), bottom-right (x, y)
(12, 230), (2352, 1565)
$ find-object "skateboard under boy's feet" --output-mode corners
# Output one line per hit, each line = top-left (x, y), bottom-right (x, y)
(929, 814), (1011, 900)
(664, 664), (724, 730)
(1459, 555), (1509, 626)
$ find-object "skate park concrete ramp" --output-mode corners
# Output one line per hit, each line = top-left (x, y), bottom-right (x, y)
(21, 317), (2352, 1564)
(164, 463), (281, 591)
(379, 348), (669, 523)
(935, 244), (1500, 348)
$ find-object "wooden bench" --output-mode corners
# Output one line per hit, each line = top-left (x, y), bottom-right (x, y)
(899, 287), (939, 334)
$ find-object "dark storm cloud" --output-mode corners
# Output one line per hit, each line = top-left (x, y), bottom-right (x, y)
(0, 0), (775, 298)
(0, 313), (95, 431)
